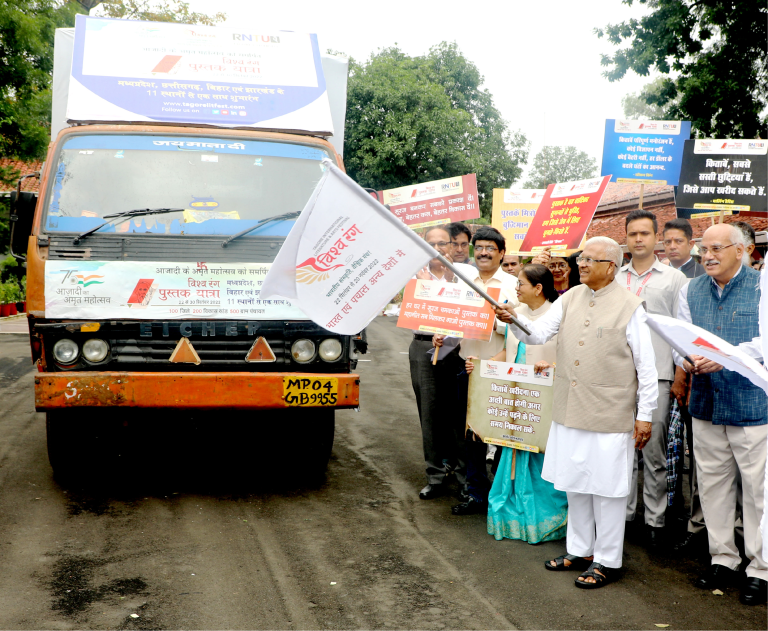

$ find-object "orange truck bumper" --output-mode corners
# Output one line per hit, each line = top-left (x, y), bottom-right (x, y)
(34, 372), (360, 411)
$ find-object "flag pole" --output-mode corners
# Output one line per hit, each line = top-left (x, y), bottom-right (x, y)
(323, 160), (532, 336)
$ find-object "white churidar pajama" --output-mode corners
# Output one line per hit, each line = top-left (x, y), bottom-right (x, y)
(511, 295), (658, 569)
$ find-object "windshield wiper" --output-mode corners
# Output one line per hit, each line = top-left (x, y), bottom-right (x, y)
(221, 211), (301, 248)
(72, 208), (185, 245)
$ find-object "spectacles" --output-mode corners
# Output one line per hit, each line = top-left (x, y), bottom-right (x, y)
(576, 256), (613, 266)
(547, 262), (569, 270)
(474, 246), (499, 253)
(699, 243), (735, 256)
(450, 241), (469, 249)
(427, 241), (450, 248)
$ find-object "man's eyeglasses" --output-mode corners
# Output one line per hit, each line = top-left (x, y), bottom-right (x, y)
(474, 246), (499, 253)
(450, 241), (470, 249)
(547, 262), (569, 270)
(698, 243), (735, 256)
(576, 256), (613, 266)
(427, 241), (450, 248)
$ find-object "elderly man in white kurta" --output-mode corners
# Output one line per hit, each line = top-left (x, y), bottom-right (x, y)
(496, 236), (658, 589)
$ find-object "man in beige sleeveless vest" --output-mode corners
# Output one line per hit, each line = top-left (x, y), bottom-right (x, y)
(496, 237), (659, 589)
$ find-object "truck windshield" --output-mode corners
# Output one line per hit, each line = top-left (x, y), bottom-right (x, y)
(43, 134), (331, 237)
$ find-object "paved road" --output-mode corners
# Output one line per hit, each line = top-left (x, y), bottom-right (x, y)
(0, 317), (764, 629)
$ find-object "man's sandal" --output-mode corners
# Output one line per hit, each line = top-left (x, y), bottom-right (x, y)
(544, 554), (591, 572)
(574, 562), (616, 589)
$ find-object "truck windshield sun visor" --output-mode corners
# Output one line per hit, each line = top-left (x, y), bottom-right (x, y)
(72, 208), (185, 245)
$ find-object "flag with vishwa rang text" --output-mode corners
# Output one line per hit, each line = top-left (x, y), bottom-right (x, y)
(259, 160), (435, 334)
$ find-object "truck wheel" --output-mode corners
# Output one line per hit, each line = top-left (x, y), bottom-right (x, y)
(46, 409), (107, 485)
(292, 408), (335, 483)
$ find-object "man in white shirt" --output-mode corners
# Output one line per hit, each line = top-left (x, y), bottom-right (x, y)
(497, 236), (658, 589)
(621, 210), (687, 549)
(434, 226), (519, 514)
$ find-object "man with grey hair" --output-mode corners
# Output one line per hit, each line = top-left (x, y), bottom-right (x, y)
(673, 223), (767, 605)
(496, 236), (658, 589)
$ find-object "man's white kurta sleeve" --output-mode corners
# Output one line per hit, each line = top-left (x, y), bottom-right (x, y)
(507, 297), (562, 345)
(626, 307), (659, 422)
(739, 337), (763, 362)
(672, 283), (692, 369)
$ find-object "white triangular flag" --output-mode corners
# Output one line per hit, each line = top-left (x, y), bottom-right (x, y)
(646, 313), (768, 393)
(260, 160), (436, 334)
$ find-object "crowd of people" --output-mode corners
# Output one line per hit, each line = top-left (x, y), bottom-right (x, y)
(404, 216), (767, 603)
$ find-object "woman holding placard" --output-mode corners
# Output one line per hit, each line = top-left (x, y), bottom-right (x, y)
(465, 264), (568, 543)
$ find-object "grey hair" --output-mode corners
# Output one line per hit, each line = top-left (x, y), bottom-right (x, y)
(585, 236), (623, 268)
(728, 224), (750, 266)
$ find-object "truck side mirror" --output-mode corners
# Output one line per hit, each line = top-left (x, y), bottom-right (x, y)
(9, 189), (38, 261)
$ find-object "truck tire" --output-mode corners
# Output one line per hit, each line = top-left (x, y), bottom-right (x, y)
(292, 408), (335, 483)
(46, 409), (89, 484)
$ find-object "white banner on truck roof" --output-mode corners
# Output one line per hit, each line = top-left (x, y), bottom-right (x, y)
(65, 15), (335, 135)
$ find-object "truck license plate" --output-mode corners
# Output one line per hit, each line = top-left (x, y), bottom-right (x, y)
(283, 377), (338, 406)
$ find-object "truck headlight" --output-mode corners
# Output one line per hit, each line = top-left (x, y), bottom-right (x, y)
(53, 339), (79, 364)
(82, 338), (109, 363)
(291, 339), (316, 363)
(318, 338), (342, 362)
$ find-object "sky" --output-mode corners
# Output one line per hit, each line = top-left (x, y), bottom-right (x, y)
(187, 0), (660, 184)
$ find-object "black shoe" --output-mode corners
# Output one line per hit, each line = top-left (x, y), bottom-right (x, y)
(419, 484), (445, 500)
(647, 526), (666, 549)
(740, 577), (768, 606)
(695, 564), (737, 590)
(451, 496), (486, 515)
(673, 531), (707, 556)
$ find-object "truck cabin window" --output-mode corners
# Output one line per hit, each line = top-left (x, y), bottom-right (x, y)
(44, 135), (331, 236)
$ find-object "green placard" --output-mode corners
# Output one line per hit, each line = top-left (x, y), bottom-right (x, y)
(467, 359), (555, 453)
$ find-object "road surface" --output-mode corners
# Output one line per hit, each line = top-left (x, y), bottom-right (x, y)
(0, 316), (764, 629)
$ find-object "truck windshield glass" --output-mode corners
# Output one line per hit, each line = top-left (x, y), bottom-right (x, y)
(43, 134), (331, 237)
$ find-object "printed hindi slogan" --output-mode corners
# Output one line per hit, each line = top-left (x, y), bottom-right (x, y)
(466, 360), (555, 453)
(396, 280), (500, 341)
(44, 261), (306, 320)
(519, 176), (611, 254)
(379, 174), (480, 230)
(675, 139), (768, 219)
(491, 189), (546, 254)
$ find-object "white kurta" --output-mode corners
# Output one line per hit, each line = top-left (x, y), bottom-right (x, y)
(509, 293), (658, 497)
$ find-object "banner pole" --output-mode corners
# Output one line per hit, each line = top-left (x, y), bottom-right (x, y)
(638, 183), (644, 210)
(434, 253), (532, 336)
(322, 160), (533, 336)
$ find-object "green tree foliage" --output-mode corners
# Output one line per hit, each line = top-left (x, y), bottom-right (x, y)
(344, 43), (528, 218)
(0, 0), (79, 185)
(596, 0), (767, 138)
(0, 0), (225, 189)
(523, 146), (598, 189)
(622, 77), (669, 120)
(91, 0), (225, 26)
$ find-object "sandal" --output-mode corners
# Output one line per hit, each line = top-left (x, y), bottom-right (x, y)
(574, 562), (616, 589)
(544, 554), (591, 572)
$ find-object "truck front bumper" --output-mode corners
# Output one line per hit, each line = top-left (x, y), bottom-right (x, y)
(35, 372), (360, 411)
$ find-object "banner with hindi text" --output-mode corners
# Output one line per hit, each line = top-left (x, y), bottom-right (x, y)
(467, 359), (555, 453)
(396, 279), (500, 341)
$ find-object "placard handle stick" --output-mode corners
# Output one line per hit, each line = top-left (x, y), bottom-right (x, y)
(434, 253), (532, 336)
(432, 346), (440, 365)
(638, 183), (645, 210)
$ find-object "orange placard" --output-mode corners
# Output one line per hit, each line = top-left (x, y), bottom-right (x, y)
(396, 279), (500, 341)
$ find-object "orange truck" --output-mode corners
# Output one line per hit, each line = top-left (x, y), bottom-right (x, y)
(9, 19), (363, 481)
